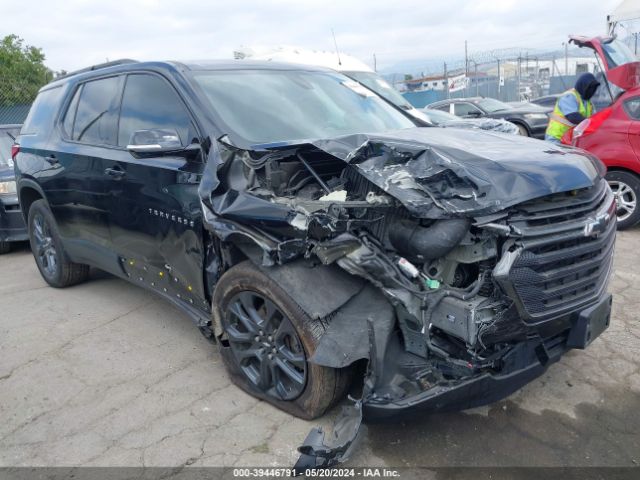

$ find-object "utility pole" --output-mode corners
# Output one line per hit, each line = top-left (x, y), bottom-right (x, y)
(635, 33), (638, 55)
(564, 42), (569, 75)
(373, 53), (377, 72)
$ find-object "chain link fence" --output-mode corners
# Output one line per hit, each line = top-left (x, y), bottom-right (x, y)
(0, 72), (52, 125)
(395, 32), (640, 110)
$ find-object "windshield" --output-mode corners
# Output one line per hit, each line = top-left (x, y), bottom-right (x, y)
(602, 39), (638, 68)
(476, 98), (511, 112)
(421, 109), (460, 125)
(192, 70), (416, 144)
(342, 71), (414, 110)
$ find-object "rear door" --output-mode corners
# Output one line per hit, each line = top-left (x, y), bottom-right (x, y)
(46, 76), (123, 270)
(104, 72), (208, 309)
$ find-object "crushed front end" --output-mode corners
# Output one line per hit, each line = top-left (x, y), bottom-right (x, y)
(197, 127), (616, 468)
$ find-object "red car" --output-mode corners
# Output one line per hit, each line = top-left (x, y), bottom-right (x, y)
(562, 35), (640, 229)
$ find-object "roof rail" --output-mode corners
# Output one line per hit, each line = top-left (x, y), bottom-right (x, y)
(54, 59), (139, 81)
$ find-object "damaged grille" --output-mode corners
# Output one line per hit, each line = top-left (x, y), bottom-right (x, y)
(504, 179), (616, 322)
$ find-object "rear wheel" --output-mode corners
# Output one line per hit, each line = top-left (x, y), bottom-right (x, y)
(212, 261), (352, 419)
(28, 199), (90, 287)
(606, 171), (640, 230)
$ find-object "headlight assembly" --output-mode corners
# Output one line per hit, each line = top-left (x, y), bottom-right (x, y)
(0, 180), (17, 195)
(525, 113), (549, 121)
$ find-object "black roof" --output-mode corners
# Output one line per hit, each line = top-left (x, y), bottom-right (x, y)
(44, 58), (334, 90)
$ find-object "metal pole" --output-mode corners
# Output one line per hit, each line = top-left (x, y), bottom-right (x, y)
(475, 63), (479, 96)
(444, 62), (449, 99)
(497, 58), (501, 97)
(565, 42), (568, 75)
(465, 40), (468, 76)
(373, 53), (377, 72)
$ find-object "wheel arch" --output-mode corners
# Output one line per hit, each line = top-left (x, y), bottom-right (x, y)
(18, 180), (47, 223)
(507, 118), (531, 135)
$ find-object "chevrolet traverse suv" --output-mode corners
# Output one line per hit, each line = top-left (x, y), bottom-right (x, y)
(13, 59), (615, 466)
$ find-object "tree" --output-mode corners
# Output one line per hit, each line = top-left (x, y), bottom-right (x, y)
(0, 35), (53, 106)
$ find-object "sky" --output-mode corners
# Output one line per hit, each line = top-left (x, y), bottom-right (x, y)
(1, 0), (628, 74)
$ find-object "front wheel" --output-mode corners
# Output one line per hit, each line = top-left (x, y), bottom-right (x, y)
(606, 171), (640, 230)
(516, 123), (529, 136)
(0, 241), (10, 254)
(212, 261), (352, 419)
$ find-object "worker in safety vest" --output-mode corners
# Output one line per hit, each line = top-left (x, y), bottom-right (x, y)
(545, 73), (600, 143)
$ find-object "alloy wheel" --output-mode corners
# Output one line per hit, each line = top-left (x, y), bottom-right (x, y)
(224, 291), (307, 400)
(32, 213), (58, 278)
(608, 180), (637, 222)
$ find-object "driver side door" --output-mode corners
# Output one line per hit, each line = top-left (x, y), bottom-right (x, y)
(104, 72), (208, 311)
(453, 102), (483, 118)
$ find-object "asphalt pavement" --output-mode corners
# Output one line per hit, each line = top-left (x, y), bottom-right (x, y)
(0, 231), (638, 471)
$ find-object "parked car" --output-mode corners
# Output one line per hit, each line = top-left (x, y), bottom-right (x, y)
(0, 124), (27, 253)
(530, 94), (562, 108)
(561, 34), (640, 229)
(563, 102), (640, 229)
(427, 97), (550, 138)
(420, 107), (519, 134)
(14, 59), (615, 468)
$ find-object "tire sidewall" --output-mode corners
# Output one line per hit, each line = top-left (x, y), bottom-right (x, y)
(28, 200), (65, 286)
(606, 171), (640, 230)
(213, 262), (342, 420)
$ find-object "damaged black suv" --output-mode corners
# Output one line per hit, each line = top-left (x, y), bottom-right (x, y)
(14, 59), (615, 467)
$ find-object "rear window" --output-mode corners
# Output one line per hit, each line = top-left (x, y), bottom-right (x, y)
(21, 86), (64, 135)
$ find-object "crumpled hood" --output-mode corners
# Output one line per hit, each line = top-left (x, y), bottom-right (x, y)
(200, 127), (605, 225)
(306, 127), (604, 218)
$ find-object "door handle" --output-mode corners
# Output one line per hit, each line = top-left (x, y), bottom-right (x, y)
(104, 167), (126, 179)
(44, 155), (59, 165)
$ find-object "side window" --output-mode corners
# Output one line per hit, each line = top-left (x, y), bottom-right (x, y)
(21, 86), (64, 135)
(434, 104), (450, 113)
(453, 103), (481, 117)
(62, 85), (82, 138)
(118, 74), (194, 147)
(624, 98), (640, 120)
(73, 76), (120, 145)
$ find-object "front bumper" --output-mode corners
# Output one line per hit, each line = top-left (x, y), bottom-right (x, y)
(0, 195), (28, 242)
(364, 293), (612, 419)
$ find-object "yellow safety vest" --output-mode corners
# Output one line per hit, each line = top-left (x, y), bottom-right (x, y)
(545, 88), (593, 140)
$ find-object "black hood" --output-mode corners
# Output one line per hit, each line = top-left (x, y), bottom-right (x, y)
(575, 73), (600, 100)
(199, 127), (606, 223)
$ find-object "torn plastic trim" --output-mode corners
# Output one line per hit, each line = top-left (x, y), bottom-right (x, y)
(293, 320), (377, 473)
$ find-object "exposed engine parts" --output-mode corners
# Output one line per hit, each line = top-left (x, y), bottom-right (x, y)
(198, 127), (615, 468)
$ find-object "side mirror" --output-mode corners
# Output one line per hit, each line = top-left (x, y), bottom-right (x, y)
(127, 129), (183, 154)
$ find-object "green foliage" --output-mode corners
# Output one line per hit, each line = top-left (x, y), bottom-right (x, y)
(0, 35), (53, 106)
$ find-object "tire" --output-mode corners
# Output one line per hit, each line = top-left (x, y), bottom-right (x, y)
(0, 241), (10, 254)
(212, 261), (352, 420)
(27, 199), (90, 288)
(606, 171), (640, 230)
(515, 123), (529, 136)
